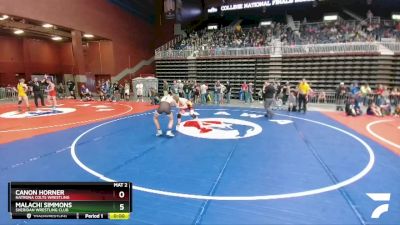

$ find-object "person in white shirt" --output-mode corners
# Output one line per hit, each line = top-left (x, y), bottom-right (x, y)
(154, 93), (176, 137)
(136, 82), (144, 102)
(200, 83), (208, 104)
(124, 82), (130, 101)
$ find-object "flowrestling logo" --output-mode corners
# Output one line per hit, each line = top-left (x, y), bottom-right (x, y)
(177, 118), (262, 139)
(0, 108), (76, 119)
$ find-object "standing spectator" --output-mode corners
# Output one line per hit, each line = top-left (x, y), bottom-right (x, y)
(178, 80), (184, 97)
(163, 80), (169, 97)
(214, 80), (222, 105)
(149, 87), (159, 105)
(248, 82), (254, 103)
(193, 81), (200, 103)
(297, 78), (311, 113)
(119, 83), (124, 101)
(172, 80), (179, 95)
(375, 84), (384, 106)
(112, 82), (119, 102)
(360, 82), (372, 106)
(350, 82), (361, 106)
(282, 82), (290, 105)
(29, 77), (45, 108)
(225, 81), (232, 104)
(66, 80), (76, 99)
(136, 82), (144, 102)
(287, 90), (297, 112)
(57, 82), (65, 99)
(263, 81), (276, 118)
(241, 81), (248, 102)
(183, 81), (191, 100)
(335, 82), (347, 111)
(200, 83), (208, 104)
(124, 81), (130, 101)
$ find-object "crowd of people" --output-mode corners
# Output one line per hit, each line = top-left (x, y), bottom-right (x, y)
(160, 78), (400, 118)
(174, 17), (400, 51)
(335, 82), (400, 117)
(2, 76), (399, 118)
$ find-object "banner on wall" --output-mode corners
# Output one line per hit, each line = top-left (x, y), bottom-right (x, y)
(164, 0), (176, 20)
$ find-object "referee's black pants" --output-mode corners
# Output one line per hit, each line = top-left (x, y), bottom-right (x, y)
(33, 91), (45, 107)
(298, 94), (307, 112)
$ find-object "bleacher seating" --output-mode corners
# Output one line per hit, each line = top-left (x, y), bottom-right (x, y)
(155, 19), (400, 98)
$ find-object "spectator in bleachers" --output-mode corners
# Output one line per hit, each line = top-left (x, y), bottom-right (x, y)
(297, 78), (311, 113)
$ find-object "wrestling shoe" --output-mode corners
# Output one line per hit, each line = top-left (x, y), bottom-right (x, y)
(166, 130), (175, 137)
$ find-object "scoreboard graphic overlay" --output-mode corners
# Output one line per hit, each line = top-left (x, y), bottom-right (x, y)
(8, 182), (132, 220)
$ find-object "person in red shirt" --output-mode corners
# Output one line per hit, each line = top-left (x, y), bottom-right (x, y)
(241, 81), (248, 102)
(45, 75), (57, 111)
(375, 84), (384, 106)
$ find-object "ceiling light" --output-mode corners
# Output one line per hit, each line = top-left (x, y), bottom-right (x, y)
(0, 15), (9, 20)
(14, 29), (24, 35)
(260, 21), (272, 26)
(392, 13), (400, 21)
(51, 36), (62, 41)
(42, 23), (53, 28)
(323, 14), (338, 21)
(83, 34), (94, 38)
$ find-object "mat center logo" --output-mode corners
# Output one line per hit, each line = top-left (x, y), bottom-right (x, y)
(0, 108), (76, 118)
(178, 118), (262, 139)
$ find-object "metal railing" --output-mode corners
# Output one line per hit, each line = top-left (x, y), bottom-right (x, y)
(155, 35), (184, 53)
(381, 42), (400, 53)
(155, 42), (385, 59)
(282, 42), (379, 55)
(0, 88), (18, 102)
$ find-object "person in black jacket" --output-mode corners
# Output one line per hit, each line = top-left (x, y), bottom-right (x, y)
(66, 80), (76, 99)
(263, 81), (276, 119)
(29, 77), (46, 108)
(225, 81), (232, 104)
